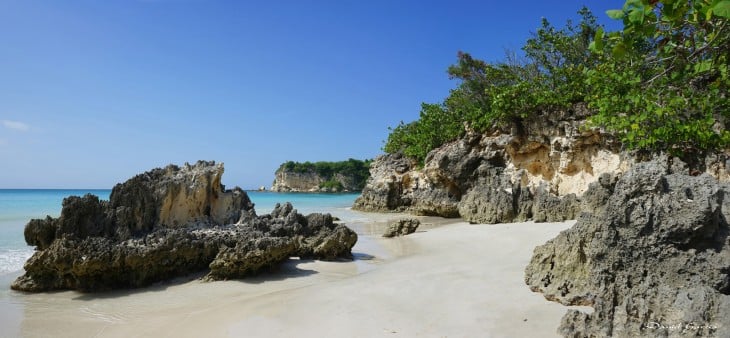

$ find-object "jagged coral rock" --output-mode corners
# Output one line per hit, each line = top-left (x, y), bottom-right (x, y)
(13, 161), (357, 292)
(525, 158), (730, 337)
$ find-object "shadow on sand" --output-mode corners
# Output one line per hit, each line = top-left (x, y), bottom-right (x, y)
(68, 254), (371, 300)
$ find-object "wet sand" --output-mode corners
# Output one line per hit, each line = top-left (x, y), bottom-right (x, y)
(0, 213), (590, 337)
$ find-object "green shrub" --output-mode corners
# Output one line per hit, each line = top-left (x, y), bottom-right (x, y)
(384, 2), (729, 164)
(384, 8), (600, 164)
(319, 180), (344, 191)
(586, 0), (730, 157)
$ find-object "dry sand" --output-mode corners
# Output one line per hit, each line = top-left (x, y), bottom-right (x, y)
(1, 214), (591, 338)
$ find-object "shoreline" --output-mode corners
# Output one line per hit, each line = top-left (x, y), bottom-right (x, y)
(0, 212), (589, 337)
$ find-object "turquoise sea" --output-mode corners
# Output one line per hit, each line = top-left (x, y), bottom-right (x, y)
(0, 189), (360, 276)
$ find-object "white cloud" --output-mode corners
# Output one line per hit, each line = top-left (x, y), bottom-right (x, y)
(1, 120), (30, 131)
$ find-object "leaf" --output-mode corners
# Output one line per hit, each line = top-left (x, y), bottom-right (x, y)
(628, 8), (645, 23)
(694, 60), (712, 73)
(588, 41), (598, 53)
(613, 42), (628, 58)
(711, 0), (730, 18)
(590, 27), (605, 52)
(606, 9), (625, 19)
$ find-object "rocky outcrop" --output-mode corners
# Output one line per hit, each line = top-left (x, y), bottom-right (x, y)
(382, 218), (421, 238)
(12, 161), (357, 292)
(524, 157), (730, 337)
(354, 105), (730, 223)
(354, 105), (625, 221)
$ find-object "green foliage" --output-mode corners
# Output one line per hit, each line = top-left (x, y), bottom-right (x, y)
(319, 180), (344, 191)
(279, 158), (372, 191)
(384, 2), (729, 164)
(384, 8), (600, 163)
(383, 103), (464, 163)
(587, 0), (730, 156)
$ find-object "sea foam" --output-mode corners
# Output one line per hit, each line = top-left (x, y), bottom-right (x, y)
(0, 248), (33, 275)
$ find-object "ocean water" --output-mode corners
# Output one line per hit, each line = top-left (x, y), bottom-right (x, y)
(0, 189), (359, 276)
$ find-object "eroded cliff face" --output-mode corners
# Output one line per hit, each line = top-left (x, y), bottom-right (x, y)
(271, 169), (362, 192)
(354, 105), (628, 222)
(354, 104), (730, 222)
(271, 170), (326, 192)
(13, 161), (357, 292)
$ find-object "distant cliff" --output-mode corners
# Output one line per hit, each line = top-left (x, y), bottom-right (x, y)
(271, 159), (372, 192)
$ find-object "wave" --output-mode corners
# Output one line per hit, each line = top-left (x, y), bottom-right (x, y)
(0, 248), (33, 275)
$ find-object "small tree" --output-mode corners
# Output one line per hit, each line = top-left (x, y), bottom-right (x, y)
(587, 0), (730, 157)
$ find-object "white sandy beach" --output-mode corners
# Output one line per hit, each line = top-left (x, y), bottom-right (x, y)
(1, 215), (590, 338)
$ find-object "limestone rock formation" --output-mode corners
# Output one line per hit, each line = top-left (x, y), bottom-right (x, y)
(270, 160), (371, 192)
(271, 170), (327, 192)
(382, 218), (421, 238)
(12, 161), (357, 292)
(355, 105), (730, 223)
(524, 157), (730, 337)
(354, 105), (625, 221)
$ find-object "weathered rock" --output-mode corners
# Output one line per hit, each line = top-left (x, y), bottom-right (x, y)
(382, 218), (421, 237)
(271, 170), (326, 192)
(12, 161), (357, 292)
(24, 216), (57, 251)
(298, 213), (358, 259)
(578, 173), (616, 215)
(525, 157), (730, 337)
(531, 188), (580, 223)
(458, 186), (515, 224)
(356, 105), (626, 221)
(353, 153), (421, 212)
(110, 161), (252, 234)
(206, 238), (297, 281)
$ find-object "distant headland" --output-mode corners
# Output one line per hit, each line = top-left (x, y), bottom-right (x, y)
(270, 159), (372, 193)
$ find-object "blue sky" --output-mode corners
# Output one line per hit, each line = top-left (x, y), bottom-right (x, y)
(0, 0), (624, 189)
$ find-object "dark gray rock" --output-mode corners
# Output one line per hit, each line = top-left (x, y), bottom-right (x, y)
(206, 238), (296, 281)
(353, 153), (418, 213)
(531, 188), (580, 223)
(578, 173), (616, 215)
(57, 194), (114, 239)
(525, 157), (730, 337)
(458, 183), (581, 225)
(12, 162), (357, 292)
(458, 186), (515, 224)
(24, 216), (57, 251)
(513, 187), (535, 221)
(383, 218), (421, 238)
(297, 212), (358, 259)
(409, 188), (460, 217)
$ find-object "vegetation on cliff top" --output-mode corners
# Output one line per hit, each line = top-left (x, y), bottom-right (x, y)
(278, 158), (373, 191)
(384, 0), (729, 164)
